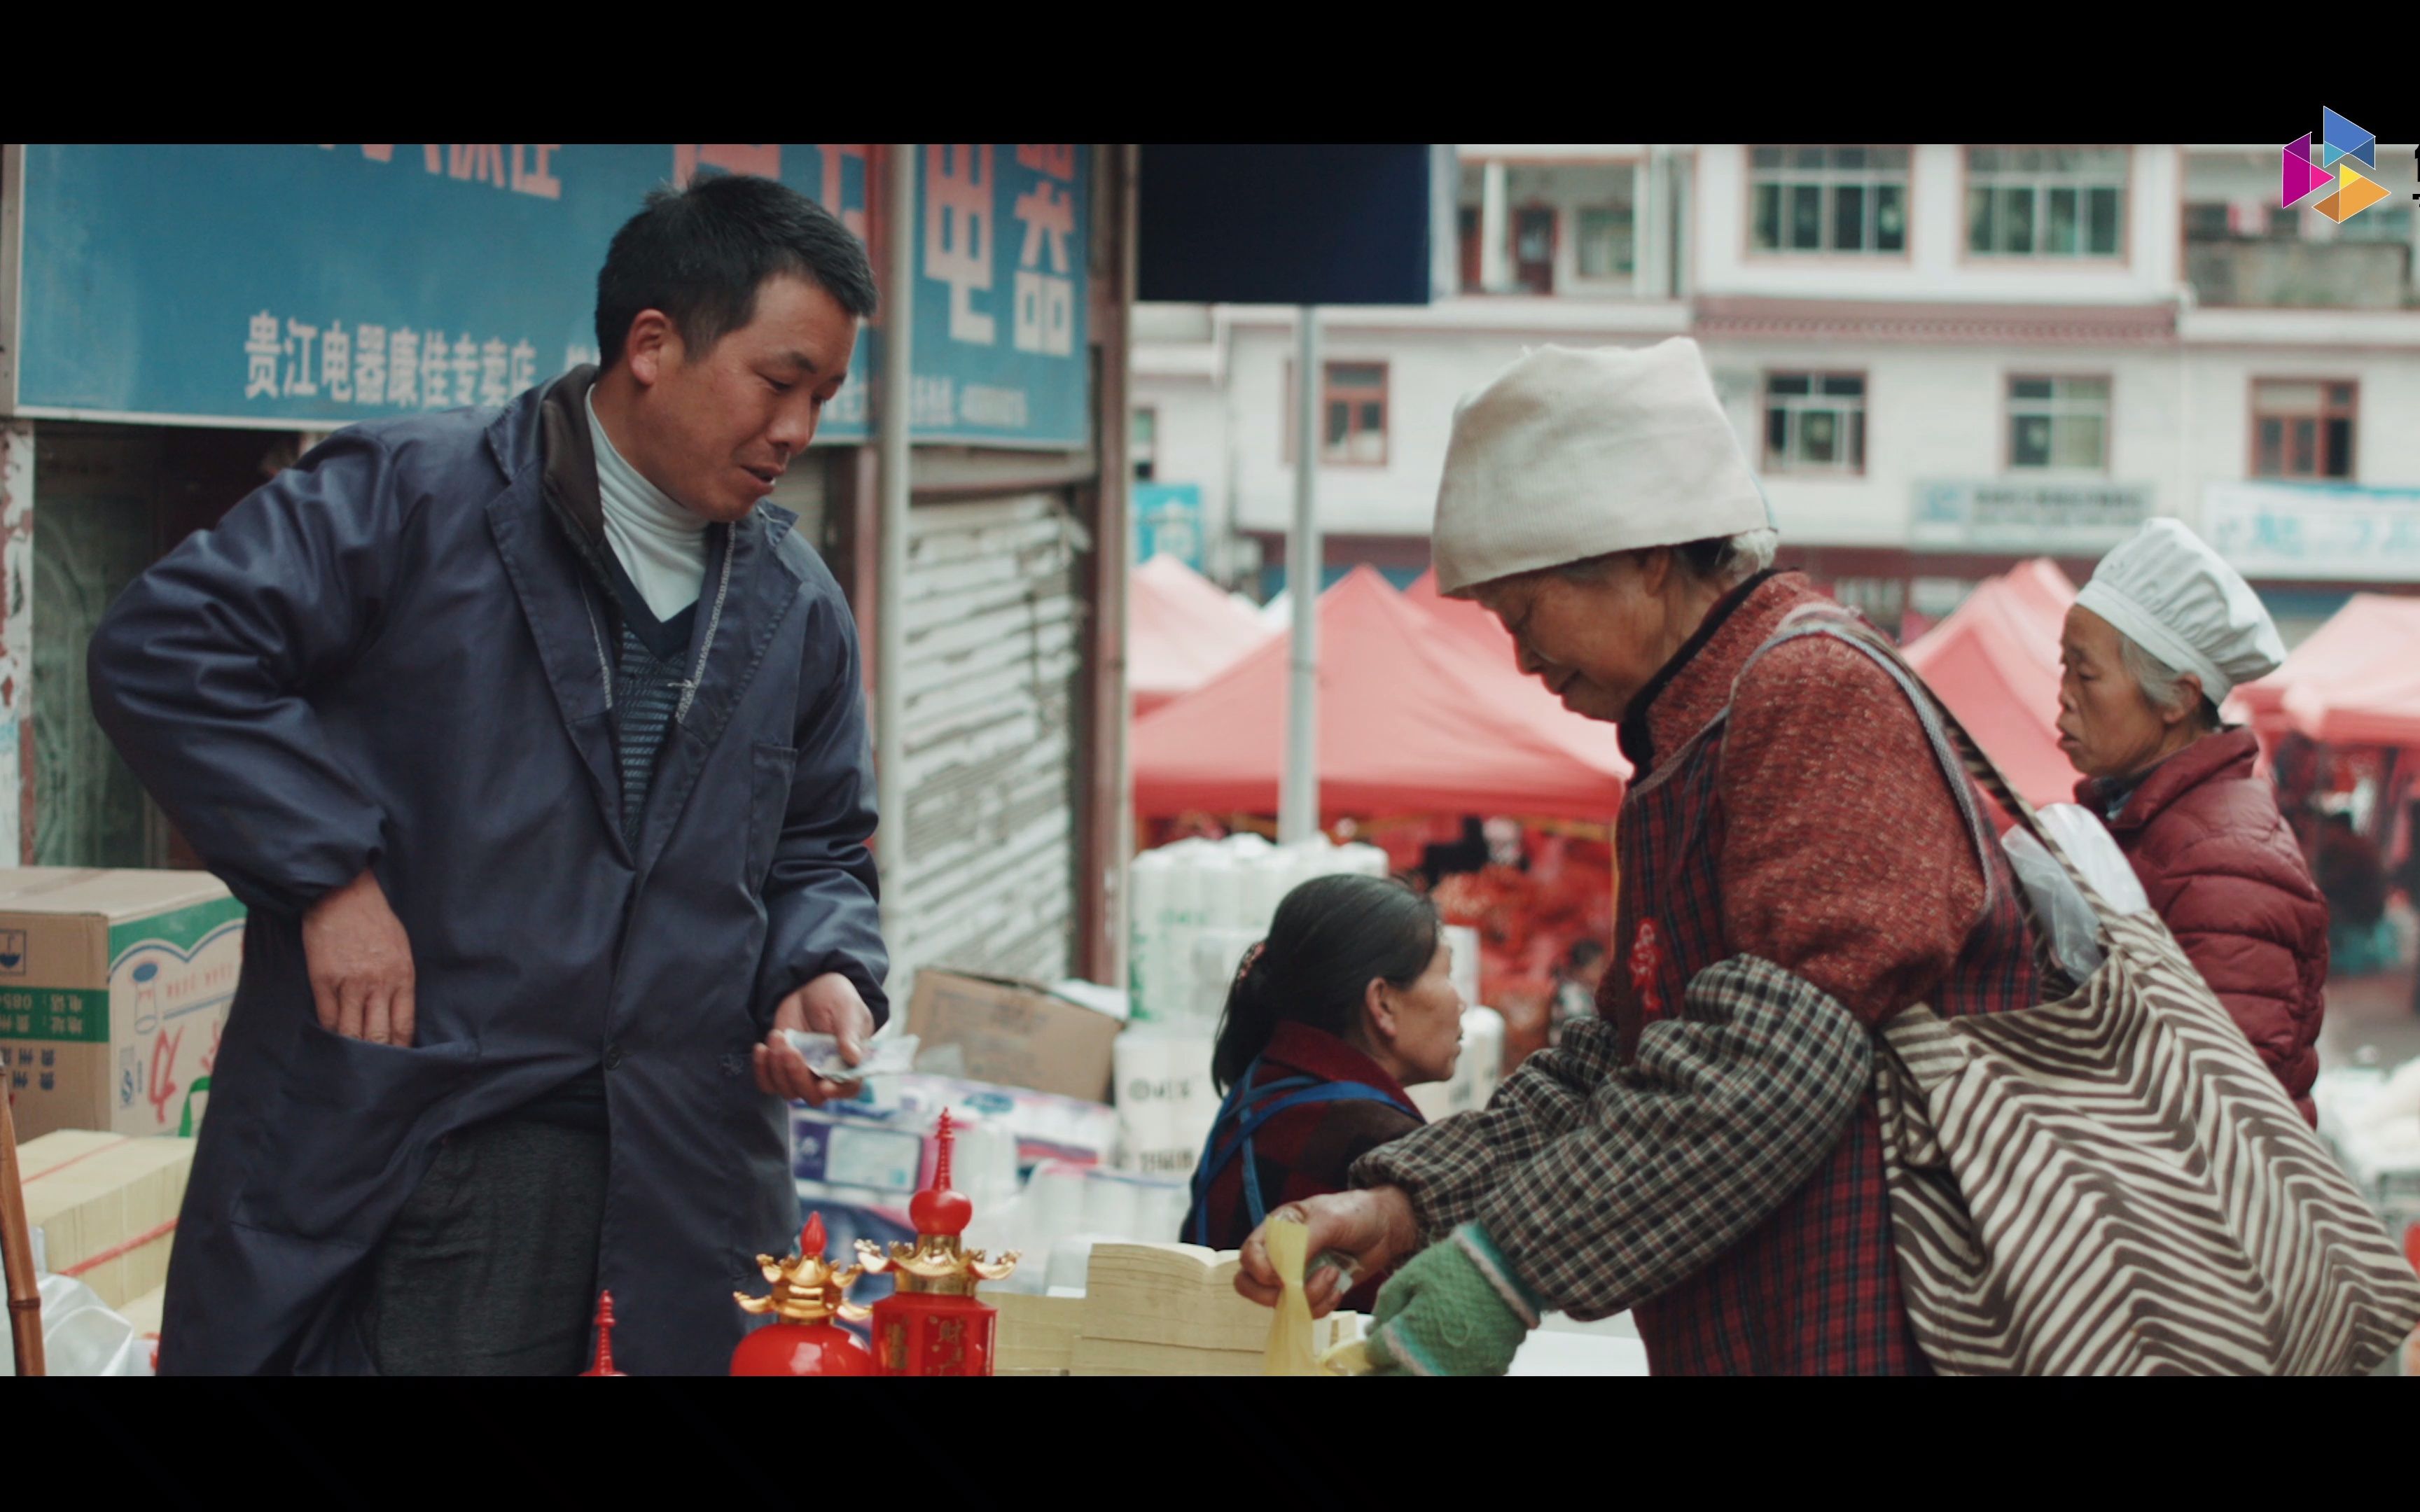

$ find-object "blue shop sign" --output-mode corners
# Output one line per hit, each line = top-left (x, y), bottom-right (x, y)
(1134, 483), (1204, 569)
(10, 144), (1088, 449)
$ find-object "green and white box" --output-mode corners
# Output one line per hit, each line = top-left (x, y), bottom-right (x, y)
(0, 869), (244, 1141)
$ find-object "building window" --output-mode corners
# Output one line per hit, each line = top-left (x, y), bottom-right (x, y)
(1458, 206), (1482, 292)
(2181, 202), (2232, 241)
(1323, 363), (1387, 465)
(1966, 147), (2127, 258)
(1512, 206), (1555, 293)
(1576, 205), (1637, 279)
(1284, 361), (1389, 465)
(1132, 406), (1156, 483)
(2008, 377), (2110, 470)
(2253, 379), (2357, 480)
(1763, 372), (1865, 473)
(2337, 203), (2416, 244)
(1751, 146), (1909, 254)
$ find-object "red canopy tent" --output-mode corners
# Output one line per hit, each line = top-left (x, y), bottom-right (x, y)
(1398, 568), (1643, 779)
(1128, 554), (1274, 718)
(1400, 568), (1508, 658)
(1132, 566), (1630, 820)
(1903, 559), (2079, 810)
(2234, 595), (2420, 749)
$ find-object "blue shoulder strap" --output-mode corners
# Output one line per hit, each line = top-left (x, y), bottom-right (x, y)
(1183, 1060), (1419, 1245)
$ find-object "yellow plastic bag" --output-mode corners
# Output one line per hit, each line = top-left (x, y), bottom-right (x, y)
(1261, 1219), (1323, 1376)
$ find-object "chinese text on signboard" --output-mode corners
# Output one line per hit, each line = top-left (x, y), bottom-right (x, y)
(15, 144), (1089, 449)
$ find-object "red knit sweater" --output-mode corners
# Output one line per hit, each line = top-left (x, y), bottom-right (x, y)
(1627, 573), (1998, 1028)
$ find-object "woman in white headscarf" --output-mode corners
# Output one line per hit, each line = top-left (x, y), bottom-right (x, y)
(2057, 519), (2328, 1123)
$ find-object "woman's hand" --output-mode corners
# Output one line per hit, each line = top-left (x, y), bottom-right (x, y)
(1233, 1186), (1420, 1317)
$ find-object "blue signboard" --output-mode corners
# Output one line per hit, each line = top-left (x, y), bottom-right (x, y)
(1133, 482), (1204, 569)
(11, 144), (1089, 449)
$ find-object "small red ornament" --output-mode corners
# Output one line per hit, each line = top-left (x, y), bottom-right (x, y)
(730, 1214), (877, 1377)
(580, 1290), (626, 1376)
(855, 1110), (1020, 1377)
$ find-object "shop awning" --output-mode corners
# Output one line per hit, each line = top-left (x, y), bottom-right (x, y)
(2234, 594), (2420, 749)
(1903, 559), (2080, 810)
(1129, 554), (1274, 718)
(1132, 566), (1629, 820)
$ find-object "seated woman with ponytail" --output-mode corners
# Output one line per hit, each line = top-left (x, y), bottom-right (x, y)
(1184, 874), (1465, 1313)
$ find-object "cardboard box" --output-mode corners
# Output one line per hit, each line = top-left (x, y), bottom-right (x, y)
(0, 868), (245, 1141)
(118, 1284), (166, 1340)
(904, 971), (1123, 1103)
(19, 1129), (195, 1310)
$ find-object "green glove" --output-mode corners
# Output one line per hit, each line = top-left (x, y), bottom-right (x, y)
(1362, 1222), (1541, 1377)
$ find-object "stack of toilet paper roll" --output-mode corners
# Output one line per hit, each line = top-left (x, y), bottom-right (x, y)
(1127, 834), (1391, 1028)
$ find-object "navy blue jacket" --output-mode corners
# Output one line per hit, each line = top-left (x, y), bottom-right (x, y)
(88, 372), (887, 1374)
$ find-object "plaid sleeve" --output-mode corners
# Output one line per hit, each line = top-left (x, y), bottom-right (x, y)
(1471, 953), (1872, 1321)
(1348, 1014), (1627, 1247)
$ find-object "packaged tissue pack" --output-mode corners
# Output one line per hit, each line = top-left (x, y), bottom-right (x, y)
(791, 1071), (1118, 1208)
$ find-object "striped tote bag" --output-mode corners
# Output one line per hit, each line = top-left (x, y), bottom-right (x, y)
(1824, 620), (2420, 1375)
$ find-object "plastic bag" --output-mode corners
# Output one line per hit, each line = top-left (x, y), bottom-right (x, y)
(2033, 804), (2151, 916)
(1999, 804), (2153, 982)
(0, 1235), (155, 1377)
(1260, 1218), (1322, 1376)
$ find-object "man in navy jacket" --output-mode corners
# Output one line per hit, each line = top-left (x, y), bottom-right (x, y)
(89, 174), (888, 1374)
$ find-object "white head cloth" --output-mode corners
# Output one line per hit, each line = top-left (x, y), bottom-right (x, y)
(1429, 337), (1770, 595)
(2075, 517), (2285, 703)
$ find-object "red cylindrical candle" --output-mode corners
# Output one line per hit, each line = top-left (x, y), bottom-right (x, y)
(855, 1110), (1020, 1378)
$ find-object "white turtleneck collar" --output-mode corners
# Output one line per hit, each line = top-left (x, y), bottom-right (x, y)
(587, 387), (707, 622)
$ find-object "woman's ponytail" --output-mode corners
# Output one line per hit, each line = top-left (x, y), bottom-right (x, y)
(1211, 940), (1281, 1094)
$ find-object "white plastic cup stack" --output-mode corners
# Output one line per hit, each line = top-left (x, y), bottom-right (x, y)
(1407, 1004), (1509, 1122)
(1445, 924), (1482, 1011)
(1082, 1166), (1147, 1240)
(1336, 841), (1391, 879)
(1112, 1027), (1220, 1182)
(1202, 846), (1254, 934)
(1242, 848), (1295, 937)
(1020, 1159), (1090, 1259)
(1128, 847), (1176, 1023)
(1192, 927), (1263, 1026)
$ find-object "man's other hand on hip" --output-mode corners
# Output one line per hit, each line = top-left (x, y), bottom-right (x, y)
(302, 868), (419, 1046)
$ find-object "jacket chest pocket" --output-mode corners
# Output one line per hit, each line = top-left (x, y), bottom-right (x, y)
(747, 741), (798, 893)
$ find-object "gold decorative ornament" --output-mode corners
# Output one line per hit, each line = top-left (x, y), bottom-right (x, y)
(736, 1216), (872, 1324)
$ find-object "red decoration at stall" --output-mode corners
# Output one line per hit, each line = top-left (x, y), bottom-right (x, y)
(579, 1290), (625, 1376)
(854, 1110), (1020, 1376)
(730, 1214), (877, 1377)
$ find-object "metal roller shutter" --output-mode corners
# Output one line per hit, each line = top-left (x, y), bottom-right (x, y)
(889, 491), (1085, 995)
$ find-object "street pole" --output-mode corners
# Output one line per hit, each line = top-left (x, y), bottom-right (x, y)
(877, 144), (916, 967)
(1279, 306), (1320, 845)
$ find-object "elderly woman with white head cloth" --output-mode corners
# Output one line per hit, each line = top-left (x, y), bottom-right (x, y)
(1233, 338), (2040, 1376)
(2057, 519), (2328, 1122)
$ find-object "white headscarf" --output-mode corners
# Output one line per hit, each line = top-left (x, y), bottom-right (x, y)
(1428, 338), (1770, 595)
(2075, 518), (2285, 702)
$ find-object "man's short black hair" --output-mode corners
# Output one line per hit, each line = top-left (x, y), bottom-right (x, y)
(594, 173), (879, 370)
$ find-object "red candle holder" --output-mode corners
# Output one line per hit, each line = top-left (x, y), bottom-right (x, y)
(580, 1290), (626, 1376)
(854, 1110), (1020, 1376)
(730, 1214), (877, 1377)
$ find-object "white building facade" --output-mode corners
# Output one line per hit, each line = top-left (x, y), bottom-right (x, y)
(1132, 143), (2420, 641)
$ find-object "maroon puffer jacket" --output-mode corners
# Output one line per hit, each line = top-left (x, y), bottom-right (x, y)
(2077, 728), (2330, 1124)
